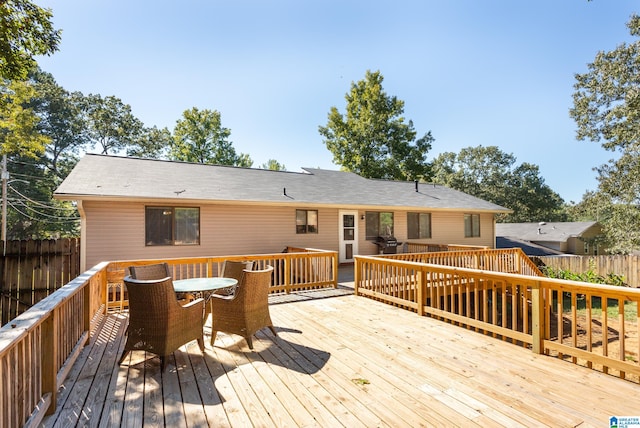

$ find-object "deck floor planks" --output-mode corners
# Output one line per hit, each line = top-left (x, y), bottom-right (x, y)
(205, 336), (276, 428)
(337, 299), (593, 427)
(272, 299), (487, 427)
(185, 342), (230, 427)
(142, 357), (164, 427)
(159, 354), (188, 428)
(349, 299), (631, 425)
(172, 348), (210, 427)
(243, 332), (354, 427)
(200, 342), (253, 428)
(261, 331), (393, 428)
(252, 329), (384, 427)
(277, 295), (603, 427)
(211, 333), (300, 427)
(40, 290), (640, 427)
(327, 297), (589, 425)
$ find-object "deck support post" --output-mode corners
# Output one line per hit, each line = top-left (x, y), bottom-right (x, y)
(417, 270), (426, 316)
(41, 309), (58, 415)
(531, 281), (544, 354)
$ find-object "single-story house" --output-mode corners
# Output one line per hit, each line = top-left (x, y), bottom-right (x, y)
(54, 154), (511, 271)
(495, 221), (604, 256)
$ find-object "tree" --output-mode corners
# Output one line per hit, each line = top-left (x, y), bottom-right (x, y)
(127, 126), (172, 159)
(0, 0), (61, 80)
(0, 78), (49, 158)
(319, 70), (433, 181)
(432, 145), (566, 223)
(82, 94), (144, 155)
(28, 69), (85, 179)
(570, 14), (640, 252)
(171, 107), (252, 166)
(570, 14), (640, 203)
(260, 159), (286, 171)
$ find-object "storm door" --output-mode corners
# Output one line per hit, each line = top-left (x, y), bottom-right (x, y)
(339, 211), (358, 263)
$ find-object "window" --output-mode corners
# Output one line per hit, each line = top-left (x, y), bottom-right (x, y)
(365, 211), (394, 240)
(145, 207), (200, 246)
(464, 213), (480, 237)
(296, 209), (318, 234)
(408, 212), (431, 239)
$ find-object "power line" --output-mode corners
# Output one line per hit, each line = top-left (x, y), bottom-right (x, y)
(7, 200), (80, 224)
(8, 185), (75, 211)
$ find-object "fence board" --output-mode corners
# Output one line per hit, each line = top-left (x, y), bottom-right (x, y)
(535, 255), (640, 288)
(0, 239), (81, 326)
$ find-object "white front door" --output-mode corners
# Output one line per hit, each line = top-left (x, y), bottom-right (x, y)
(339, 211), (358, 263)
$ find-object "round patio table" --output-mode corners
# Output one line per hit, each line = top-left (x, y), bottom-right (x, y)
(173, 277), (238, 345)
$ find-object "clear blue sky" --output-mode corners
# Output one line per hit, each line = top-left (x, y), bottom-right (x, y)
(37, 0), (638, 203)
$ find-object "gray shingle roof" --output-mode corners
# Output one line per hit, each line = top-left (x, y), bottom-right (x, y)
(495, 221), (600, 243)
(54, 154), (511, 212)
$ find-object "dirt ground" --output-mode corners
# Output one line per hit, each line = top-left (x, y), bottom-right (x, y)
(550, 313), (639, 381)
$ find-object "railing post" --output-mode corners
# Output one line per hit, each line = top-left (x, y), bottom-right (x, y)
(354, 258), (360, 296)
(531, 280), (544, 354)
(416, 270), (425, 316)
(284, 255), (291, 294)
(332, 253), (338, 288)
(42, 310), (58, 415)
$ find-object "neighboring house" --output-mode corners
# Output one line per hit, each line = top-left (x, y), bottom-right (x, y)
(495, 221), (604, 256)
(54, 154), (511, 270)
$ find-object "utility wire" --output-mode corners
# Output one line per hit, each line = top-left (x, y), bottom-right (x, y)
(8, 199), (79, 222)
(7, 200), (80, 224)
(8, 185), (76, 211)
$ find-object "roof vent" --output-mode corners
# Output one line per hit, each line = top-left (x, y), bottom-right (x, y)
(415, 180), (419, 192)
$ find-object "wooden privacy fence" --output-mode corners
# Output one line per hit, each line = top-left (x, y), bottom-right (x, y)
(0, 238), (81, 326)
(355, 249), (640, 384)
(536, 255), (640, 288)
(0, 247), (337, 426)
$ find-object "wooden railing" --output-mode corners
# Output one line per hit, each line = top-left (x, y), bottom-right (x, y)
(355, 251), (640, 383)
(104, 248), (338, 311)
(0, 262), (106, 427)
(404, 242), (489, 253)
(0, 248), (337, 427)
(385, 248), (544, 277)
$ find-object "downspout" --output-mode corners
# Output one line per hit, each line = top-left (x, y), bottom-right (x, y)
(77, 200), (88, 272)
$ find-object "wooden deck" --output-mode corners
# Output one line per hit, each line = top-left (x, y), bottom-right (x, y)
(42, 285), (639, 427)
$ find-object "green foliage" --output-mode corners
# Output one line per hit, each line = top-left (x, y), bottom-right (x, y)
(0, 0), (61, 80)
(432, 145), (566, 222)
(319, 70), (433, 181)
(126, 126), (172, 159)
(570, 14), (640, 252)
(260, 159), (286, 171)
(541, 265), (627, 287)
(171, 107), (252, 166)
(0, 78), (49, 158)
(82, 94), (144, 155)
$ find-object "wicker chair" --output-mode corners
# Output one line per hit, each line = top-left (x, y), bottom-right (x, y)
(218, 260), (254, 295)
(210, 265), (276, 349)
(129, 263), (171, 280)
(119, 276), (205, 370)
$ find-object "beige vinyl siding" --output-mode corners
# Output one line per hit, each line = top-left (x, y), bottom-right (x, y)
(357, 210), (495, 256)
(405, 211), (495, 249)
(82, 201), (339, 269)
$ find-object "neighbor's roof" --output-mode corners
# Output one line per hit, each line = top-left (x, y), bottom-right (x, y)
(495, 221), (601, 243)
(54, 154), (511, 212)
(495, 236), (565, 256)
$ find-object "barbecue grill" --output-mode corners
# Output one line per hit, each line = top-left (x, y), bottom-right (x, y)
(373, 235), (400, 254)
